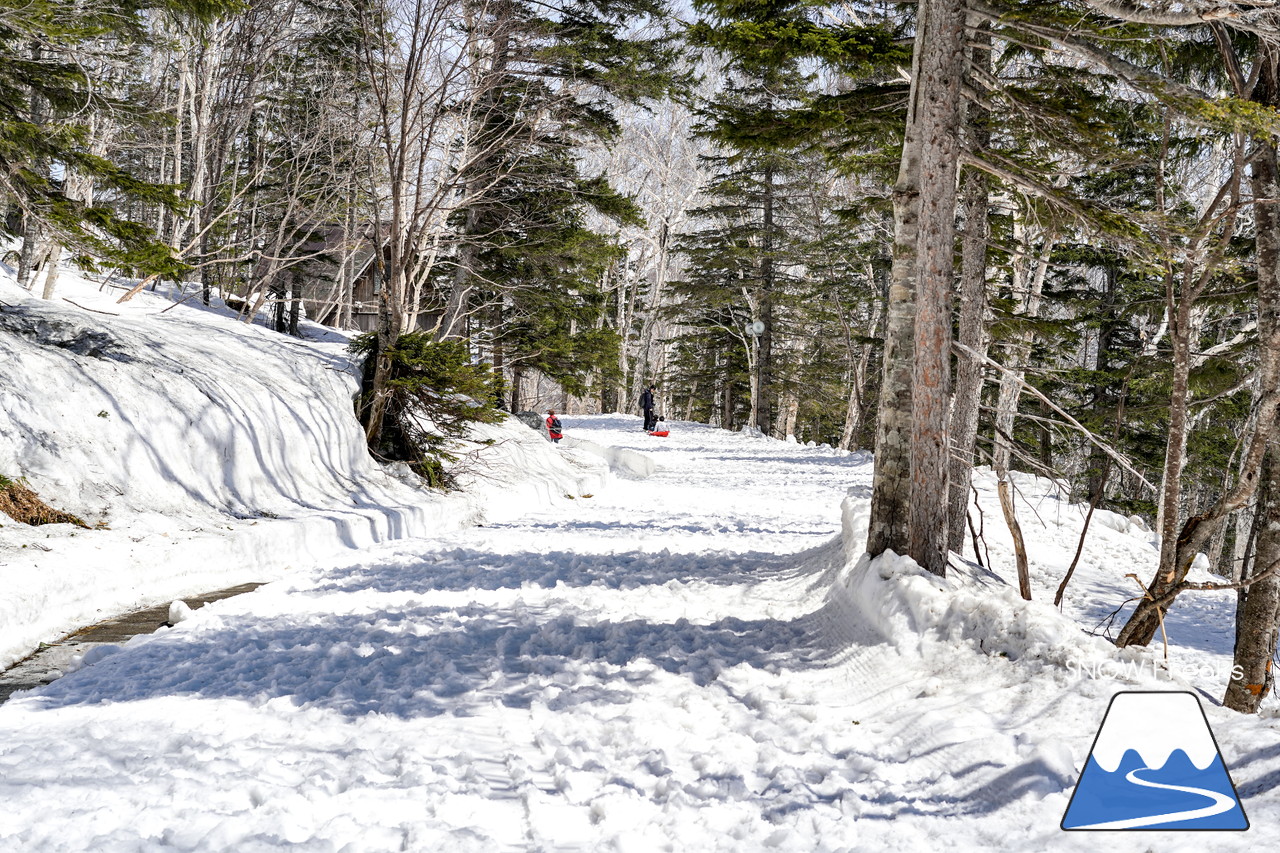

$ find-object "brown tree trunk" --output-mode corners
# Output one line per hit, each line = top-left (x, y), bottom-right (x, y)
(1224, 432), (1280, 712)
(867, 0), (966, 574)
(868, 0), (927, 560)
(510, 366), (524, 414)
(1224, 46), (1280, 710)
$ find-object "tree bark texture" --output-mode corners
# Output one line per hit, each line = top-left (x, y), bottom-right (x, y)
(1224, 431), (1280, 712)
(867, 0), (928, 560)
(867, 0), (966, 574)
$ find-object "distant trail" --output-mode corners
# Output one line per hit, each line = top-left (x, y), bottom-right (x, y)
(1072, 767), (1237, 829)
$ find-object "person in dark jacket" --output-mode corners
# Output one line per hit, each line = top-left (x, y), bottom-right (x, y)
(640, 384), (656, 431)
(546, 409), (563, 443)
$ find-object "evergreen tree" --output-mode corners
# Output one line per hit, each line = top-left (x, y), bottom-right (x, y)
(439, 0), (678, 410)
(0, 0), (235, 279)
(677, 0), (905, 438)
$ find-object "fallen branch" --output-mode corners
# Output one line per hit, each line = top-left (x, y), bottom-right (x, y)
(62, 298), (119, 316)
(115, 273), (161, 304)
(159, 287), (204, 314)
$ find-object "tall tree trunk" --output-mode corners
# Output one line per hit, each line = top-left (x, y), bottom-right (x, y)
(1153, 269), (1197, 584)
(17, 42), (45, 291)
(868, 2), (927, 559)
(946, 19), (992, 555)
(947, 161), (990, 550)
(758, 164), (776, 437)
(510, 366), (524, 414)
(39, 243), (63, 301)
(288, 268), (302, 336)
(1085, 265), (1120, 505)
(1232, 497), (1257, 583)
(1224, 430), (1280, 713)
(1224, 47), (1280, 710)
(991, 226), (1052, 598)
(869, 0), (965, 573)
(781, 390), (799, 439)
(16, 220), (40, 290)
(906, 0), (966, 575)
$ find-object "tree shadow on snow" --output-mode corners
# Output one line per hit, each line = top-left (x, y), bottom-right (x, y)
(25, 602), (849, 721)
(308, 547), (813, 595)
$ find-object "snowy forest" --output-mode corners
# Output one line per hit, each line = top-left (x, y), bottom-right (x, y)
(5, 0), (1280, 709)
(8, 0), (1280, 845)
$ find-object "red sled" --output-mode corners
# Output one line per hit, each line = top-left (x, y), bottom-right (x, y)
(648, 430), (669, 437)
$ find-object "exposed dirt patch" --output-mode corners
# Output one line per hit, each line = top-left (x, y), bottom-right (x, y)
(0, 477), (89, 528)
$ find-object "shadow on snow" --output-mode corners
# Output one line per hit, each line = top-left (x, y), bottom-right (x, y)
(26, 603), (845, 721)
(308, 546), (813, 595)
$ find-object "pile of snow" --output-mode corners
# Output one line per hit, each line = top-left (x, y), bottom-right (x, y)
(561, 436), (655, 479)
(835, 492), (1124, 666)
(167, 600), (194, 625)
(449, 420), (609, 519)
(0, 265), (608, 669)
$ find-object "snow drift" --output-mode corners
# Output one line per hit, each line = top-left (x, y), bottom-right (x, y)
(561, 436), (655, 479)
(833, 491), (1143, 672)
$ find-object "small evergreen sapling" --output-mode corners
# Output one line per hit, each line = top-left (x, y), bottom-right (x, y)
(350, 334), (504, 489)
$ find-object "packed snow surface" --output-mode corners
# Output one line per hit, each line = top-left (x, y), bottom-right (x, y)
(2, 266), (1279, 851)
(2, 412), (1278, 850)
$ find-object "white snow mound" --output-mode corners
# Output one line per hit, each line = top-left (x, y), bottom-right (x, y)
(167, 600), (193, 624)
(833, 494), (1118, 667)
(560, 437), (655, 479)
(0, 269), (607, 668)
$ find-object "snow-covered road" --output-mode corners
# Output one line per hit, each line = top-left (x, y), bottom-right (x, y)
(1, 416), (1277, 851)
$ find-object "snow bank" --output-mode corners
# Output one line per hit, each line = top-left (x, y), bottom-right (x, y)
(0, 267), (604, 669)
(834, 493), (1131, 669)
(447, 420), (609, 520)
(560, 437), (655, 479)
(0, 282), (418, 525)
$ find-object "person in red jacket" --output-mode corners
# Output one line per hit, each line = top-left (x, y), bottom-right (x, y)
(546, 409), (563, 443)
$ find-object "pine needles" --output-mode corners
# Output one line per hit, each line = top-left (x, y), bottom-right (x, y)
(0, 475), (89, 528)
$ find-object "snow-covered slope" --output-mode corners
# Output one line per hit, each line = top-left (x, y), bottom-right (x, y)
(0, 267), (605, 669)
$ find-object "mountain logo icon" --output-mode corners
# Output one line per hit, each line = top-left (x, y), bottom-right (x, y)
(1061, 691), (1248, 830)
